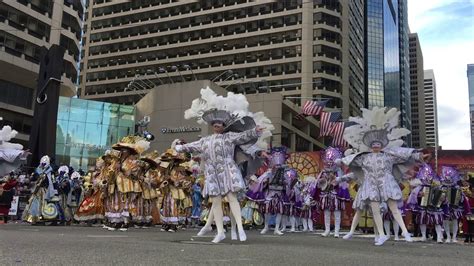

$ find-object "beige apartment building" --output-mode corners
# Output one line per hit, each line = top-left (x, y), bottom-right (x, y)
(80, 0), (365, 124)
(135, 80), (325, 152)
(408, 33), (426, 148)
(0, 0), (82, 146)
(423, 69), (438, 148)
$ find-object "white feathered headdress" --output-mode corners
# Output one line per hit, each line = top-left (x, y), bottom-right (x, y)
(0, 117), (24, 150)
(184, 87), (274, 150)
(343, 107), (410, 152)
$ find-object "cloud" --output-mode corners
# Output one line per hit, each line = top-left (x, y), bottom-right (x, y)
(408, 0), (474, 150)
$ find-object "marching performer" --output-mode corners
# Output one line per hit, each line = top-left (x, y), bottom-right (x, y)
(440, 166), (471, 243)
(137, 151), (162, 228)
(74, 155), (113, 223)
(300, 176), (318, 232)
(251, 147), (295, 235)
(339, 107), (428, 245)
(56, 166), (71, 224)
(175, 109), (263, 243)
(317, 147), (351, 238)
(159, 145), (194, 232)
(176, 87), (274, 243)
(104, 136), (149, 231)
(22, 156), (61, 224)
(407, 163), (445, 243)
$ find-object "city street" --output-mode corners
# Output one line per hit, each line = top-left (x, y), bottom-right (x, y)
(1, 224), (473, 266)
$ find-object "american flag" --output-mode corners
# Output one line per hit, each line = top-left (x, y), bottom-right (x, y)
(331, 121), (357, 148)
(294, 100), (329, 120)
(319, 111), (342, 137)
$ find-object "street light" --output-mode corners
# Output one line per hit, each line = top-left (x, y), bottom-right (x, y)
(224, 77), (244, 90)
(223, 73), (239, 82)
(183, 64), (197, 80)
(146, 69), (165, 85)
(211, 70), (233, 82)
(158, 67), (174, 83)
(170, 65), (186, 82)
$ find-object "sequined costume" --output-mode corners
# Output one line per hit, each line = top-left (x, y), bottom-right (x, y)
(22, 156), (62, 223)
(74, 156), (112, 222)
(175, 129), (259, 197)
(159, 148), (193, 232)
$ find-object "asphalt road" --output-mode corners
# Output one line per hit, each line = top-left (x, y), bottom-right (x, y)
(0, 224), (473, 266)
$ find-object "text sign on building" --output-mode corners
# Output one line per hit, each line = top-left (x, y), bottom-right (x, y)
(161, 126), (201, 134)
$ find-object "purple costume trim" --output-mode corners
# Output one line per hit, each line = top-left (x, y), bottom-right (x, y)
(442, 194), (472, 221)
(408, 185), (444, 225)
(319, 184), (351, 211)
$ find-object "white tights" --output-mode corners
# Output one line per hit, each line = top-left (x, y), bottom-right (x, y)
(206, 193), (243, 236)
(370, 200), (409, 237)
(383, 219), (400, 238)
(444, 219), (459, 241)
(323, 210), (341, 233)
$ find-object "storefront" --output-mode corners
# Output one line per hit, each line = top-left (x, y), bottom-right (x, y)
(55, 97), (135, 170)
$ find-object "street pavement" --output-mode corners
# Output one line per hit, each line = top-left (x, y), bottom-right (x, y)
(0, 223), (473, 266)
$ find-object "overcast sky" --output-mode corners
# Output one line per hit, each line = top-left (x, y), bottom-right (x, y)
(407, 0), (474, 149)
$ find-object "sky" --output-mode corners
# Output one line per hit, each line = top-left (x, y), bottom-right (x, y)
(407, 0), (474, 149)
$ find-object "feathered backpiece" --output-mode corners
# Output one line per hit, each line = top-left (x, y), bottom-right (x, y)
(343, 107), (410, 151)
(184, 87), (274, 150)
(0, 117), (24, 150)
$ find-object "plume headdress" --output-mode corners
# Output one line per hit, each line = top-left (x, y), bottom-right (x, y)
(184, 87), (274, 149)
(0, 117), (24, 150)
(343, 107), (410, 152)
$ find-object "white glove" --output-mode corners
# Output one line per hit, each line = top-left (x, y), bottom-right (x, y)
(175, 144), (183, 153)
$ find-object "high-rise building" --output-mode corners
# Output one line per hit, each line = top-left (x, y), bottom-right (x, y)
(468, 64), (474, 149)
(409, 33), (426, 148)
(397, 0), (411, 144)
(365, 0), (411, 134)
(80, 0), (365, 119)
(0, 0), (82, 146)
(423, 69), (438, 148)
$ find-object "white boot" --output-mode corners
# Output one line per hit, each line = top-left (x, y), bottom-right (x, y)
(321, 210), (331, 237)
(393, 220), (400, 241)
(280, 215), (288, 232)
(334, 210), (341, 238)
(308, 215), (314, 232)
(274, 214), (284, 235)
(290, 216), (296, 232)
(420, 224), (427, 242)
(452, 219), (459, 243)
(444, 220), (451, 243)
(343, 233), (353, 240)
(435, 224), (444, 243)
(384, 220), (391, 239)
(260, 214), (270, 234)
(211, 233), (226, 244)
(302, 218), (308, 232)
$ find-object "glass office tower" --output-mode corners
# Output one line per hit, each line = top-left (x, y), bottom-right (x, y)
(56, 97), (135, 170)
(365, 0), (411, 145)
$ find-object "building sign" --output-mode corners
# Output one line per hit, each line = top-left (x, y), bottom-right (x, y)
(161, 126), (201, 134)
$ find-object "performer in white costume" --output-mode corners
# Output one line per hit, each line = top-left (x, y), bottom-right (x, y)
(176, 87), (274, 243)
(338, 107), (429, 246)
